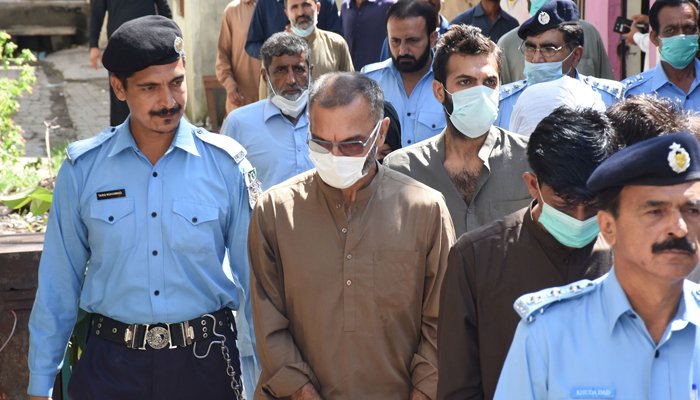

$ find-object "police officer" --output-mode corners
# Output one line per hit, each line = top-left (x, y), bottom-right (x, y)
(623, 0), (700, 112)
(494, 132), (700, 399)
(496, 0), (622, 130)
(27, 16), (260, 400)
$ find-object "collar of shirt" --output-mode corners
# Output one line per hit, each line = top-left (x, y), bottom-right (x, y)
(343, 0), (378, 9)
(477, 125), (501, 169)
(603, 269), (700, 335)
(439, 15), (449, 34)
(651, 58), (700, 93)
(315, 161), (384, 208)
(107, 116), (200, 158)
(472, 3), (505, 21)
(263, 98), (310, 127)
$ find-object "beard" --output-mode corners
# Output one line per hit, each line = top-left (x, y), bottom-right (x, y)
(391, 44), (431, 73)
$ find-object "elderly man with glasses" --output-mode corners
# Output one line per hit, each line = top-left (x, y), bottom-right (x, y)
(495, 0), (623, 130)
(247, 71), (455, 400)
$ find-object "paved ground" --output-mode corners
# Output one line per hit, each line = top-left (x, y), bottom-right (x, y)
(16, 45), (110, 157)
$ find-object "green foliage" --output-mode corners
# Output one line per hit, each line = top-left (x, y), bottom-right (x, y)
(0, 30), (36, 164)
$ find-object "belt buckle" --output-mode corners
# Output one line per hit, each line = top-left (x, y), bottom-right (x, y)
(145, 324), (171, 350)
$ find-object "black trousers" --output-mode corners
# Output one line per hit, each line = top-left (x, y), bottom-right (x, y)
(67, 321), (243, 400)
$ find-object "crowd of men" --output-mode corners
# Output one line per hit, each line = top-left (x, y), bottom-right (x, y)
(27, 0), (700, 399)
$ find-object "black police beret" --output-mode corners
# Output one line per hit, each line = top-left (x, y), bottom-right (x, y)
(102, 15), (184, 75)
(587, 132), (700, 192)
(517, 0), (580, 40)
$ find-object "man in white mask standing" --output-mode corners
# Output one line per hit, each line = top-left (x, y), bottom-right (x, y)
(495, 0), (622, 130)
(284, 0), (353, 79)
(384, 24), (531, 236)
(222, 32), (314, 191)
(248, 71), (455, 400)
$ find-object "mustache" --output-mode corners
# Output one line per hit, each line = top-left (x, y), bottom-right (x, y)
(296, 16), (311, 23)
(651, 236), (697, 254)
(149, 104), (182, 117)
(396, 55), (417, 63)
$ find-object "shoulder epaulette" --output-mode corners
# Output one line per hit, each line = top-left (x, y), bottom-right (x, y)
(66, 126), (119, 164)
(513, 277), (601, 324)
(621, 70), (653, 95)
(196, 129), (263, 209)
(581, 75), (624, 99)
(361, 58), (393, 74)
(500, 80), (527, 100)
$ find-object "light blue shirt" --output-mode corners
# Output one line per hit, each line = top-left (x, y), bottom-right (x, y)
(362, 58), (446, 147)
(496, 72), (623, 130)
(495, 270), (700, 400)
(221, 99), (313, 191)
(28, 118), (254, 397)
(623, 59), (700, 112)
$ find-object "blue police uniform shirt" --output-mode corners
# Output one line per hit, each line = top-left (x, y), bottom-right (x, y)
(496, 72), (623, 130)
(362, 58), (445, 147)
(494, 269), (700, 400)
(221, 99), (313, 191)
(27, 118), (256, 397)
(623, 59), (700, 112)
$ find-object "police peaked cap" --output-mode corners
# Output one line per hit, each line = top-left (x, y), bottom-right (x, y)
(102, 15), (185, 75)
(587, 132), (700, 192)
(518, 0), (580, 40)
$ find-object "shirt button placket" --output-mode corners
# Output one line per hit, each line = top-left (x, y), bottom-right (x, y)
(148, 166), (165, 314)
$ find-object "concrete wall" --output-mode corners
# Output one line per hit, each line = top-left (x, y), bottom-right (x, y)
(171, 0), (230, 125)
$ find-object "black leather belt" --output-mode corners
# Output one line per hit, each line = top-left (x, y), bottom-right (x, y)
(90, 308), (236, 350)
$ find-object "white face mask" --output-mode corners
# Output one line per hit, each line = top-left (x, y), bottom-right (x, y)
(290, 9), (317, 38)
(309, 121), (381, 189)
(443, 85), (499, 138)
(267, 74), (310, 118)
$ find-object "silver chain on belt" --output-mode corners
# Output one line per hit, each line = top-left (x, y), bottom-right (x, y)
(192, 314), (244, 400)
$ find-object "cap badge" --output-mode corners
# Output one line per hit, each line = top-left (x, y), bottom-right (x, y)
(668, 142), (691, 174)
(174, 36), (185, 56)
(538, 11), (550, 25)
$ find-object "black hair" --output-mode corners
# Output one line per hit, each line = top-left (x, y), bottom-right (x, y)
(527, 106), (615, 203)
(433, 24), (502, 86)
(649, 0), (699, 32)
(386, 0), (438, 37)
(597, 186), (623, 218)
(606, 94), (690, 150)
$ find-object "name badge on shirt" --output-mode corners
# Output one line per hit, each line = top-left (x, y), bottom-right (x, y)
(96, 189), (126, 200)
(570, 387), (616, 399)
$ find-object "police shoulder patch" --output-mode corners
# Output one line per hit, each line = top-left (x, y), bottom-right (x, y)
(513, 277), (602, 324)
(196, 129), (262, 209)
(66, 126), (119, 164)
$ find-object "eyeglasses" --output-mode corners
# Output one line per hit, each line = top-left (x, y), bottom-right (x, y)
(308, 120), (381, 156)
(519, 42), (566, 60)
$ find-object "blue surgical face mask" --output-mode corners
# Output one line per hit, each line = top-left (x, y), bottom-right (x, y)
(660, 34), (699, 69)
(529, 0), (548, 15)
(443, 85), (499, 138)
(536, 186), (600, 248)
(523, 49), (575, 85)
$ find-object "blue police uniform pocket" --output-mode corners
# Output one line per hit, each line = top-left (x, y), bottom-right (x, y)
(416, 111), (446, 137)
(88, 198), (136, 253)
(171, 200), (221, 253)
